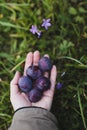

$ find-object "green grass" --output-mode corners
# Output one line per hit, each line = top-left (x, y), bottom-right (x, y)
(0, 0), (87, 130)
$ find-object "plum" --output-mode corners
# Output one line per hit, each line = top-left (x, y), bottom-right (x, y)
(26, 65), (43, 80)
(18, 76), (32, 93)
(34, 76), (50, 92)
(28, 88), (42, 102)
(38, 57), (52, 72)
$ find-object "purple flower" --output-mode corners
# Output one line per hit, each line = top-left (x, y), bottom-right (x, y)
(30, 25), (42, 38)
(41, 18), (51, 30)
(56, 82), (63, 89)
(30, 25), (38, 34)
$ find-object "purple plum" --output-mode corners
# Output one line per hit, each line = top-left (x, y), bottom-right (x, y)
(38, 57), (52, 72)
(28, 88), (42, 103)
(34, 76), (50, 92)
(18, 76), (32, 93)
(26, 65), (43, 80)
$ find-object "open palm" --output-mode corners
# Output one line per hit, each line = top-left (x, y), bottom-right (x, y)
(10, 51), (57, 111)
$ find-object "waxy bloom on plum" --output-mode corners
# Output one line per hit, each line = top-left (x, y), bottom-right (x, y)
(18, 76), (32, 92)
(26, 65), (43, 80)
(34, 76), (50, 92)
(28, 88), (42, 103)
(38, 57), (52, 72)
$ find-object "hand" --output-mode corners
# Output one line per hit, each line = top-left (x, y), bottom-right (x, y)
(10, 50), (57, 111)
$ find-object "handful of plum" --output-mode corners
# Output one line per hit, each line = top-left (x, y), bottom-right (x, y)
(18, 57), (52, 103)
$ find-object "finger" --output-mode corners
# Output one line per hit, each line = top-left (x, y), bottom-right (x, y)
(43, 65), (57, 97)
(42, 65), (57, 110)
(24, 52), (33, 75)
(33, 50), (40, 66)
(43, 54), (49, 78)
(50, 65), (57, 91)
(10, 71), (21, 96)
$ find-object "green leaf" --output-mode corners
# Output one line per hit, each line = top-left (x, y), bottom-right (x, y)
(59, 40), (74, 55)
(68, 7), (77, 15)
(78, 7), (87, 13)
(75, 16), (84, 23)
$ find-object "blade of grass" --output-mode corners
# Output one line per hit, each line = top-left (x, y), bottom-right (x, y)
(77, 85), (87, 129)
(0, 113), (11, 119)
(0, 61), (12, 74)
(10, 58), (25, 72)
(58, 56), (84, 65)
(65, 63), (87, 69)
(0, 3), (30, 7)
(0, 21), (27, 30)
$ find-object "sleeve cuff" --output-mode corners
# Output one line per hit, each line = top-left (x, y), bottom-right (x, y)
(14, 106), (47, 114)
(14, 107), (58, 126)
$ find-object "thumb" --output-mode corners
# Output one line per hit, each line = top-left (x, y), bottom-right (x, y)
(10, 71), (21, 96)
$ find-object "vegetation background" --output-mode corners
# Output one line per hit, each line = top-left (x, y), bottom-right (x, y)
(0, 0), (87, 130)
